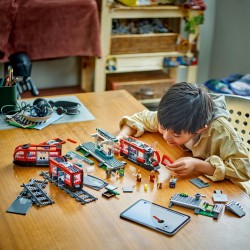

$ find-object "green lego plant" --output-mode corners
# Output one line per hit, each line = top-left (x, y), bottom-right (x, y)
(184, 14), (204, 34)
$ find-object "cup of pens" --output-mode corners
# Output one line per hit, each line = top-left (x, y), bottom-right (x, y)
(0, 78), (17, 113)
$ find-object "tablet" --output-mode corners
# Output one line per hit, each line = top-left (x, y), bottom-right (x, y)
(120, 199), (191, 236)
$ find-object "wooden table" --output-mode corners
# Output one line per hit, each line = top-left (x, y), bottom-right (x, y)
(0, 90), (249, 250)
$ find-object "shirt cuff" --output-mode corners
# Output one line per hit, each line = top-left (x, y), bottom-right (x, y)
(119, 116), (144, 137)
(205, 155), (226, 181)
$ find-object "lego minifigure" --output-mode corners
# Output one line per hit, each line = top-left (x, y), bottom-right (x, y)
(169, 175), (177, 188)
(144, 184), (148, 191)
(157, 182), (162, 189)
(136, 169), (142, 182)
(106, 167), (112, 179)
(119, 168), (124, 177)
(149, 170), (156, 182)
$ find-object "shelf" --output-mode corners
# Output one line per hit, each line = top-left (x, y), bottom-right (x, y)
(110, 4), (203, 19)
(93, 1), (203, 99)
(106, 52), (183, 73)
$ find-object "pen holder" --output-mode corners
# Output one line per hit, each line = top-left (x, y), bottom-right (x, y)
(0, 79), (17, 113)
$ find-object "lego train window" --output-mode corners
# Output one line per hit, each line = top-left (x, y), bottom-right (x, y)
(58, 171), (65, 187)
(73, 173), (82, 187)
(64, 173), (71, 186)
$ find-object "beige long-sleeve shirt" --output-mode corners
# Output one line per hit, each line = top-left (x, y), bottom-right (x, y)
(120, 109), (250, 195)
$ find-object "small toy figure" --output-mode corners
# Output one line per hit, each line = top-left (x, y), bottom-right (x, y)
(106, 58), (117, 71)
(135, 169), (142, 182)
(119, 168), (125, 177)
(169, 175), (177, 188)
(115, 170), (120, 178)
(149, 170), (156, 182)
(106, 167), (112, 179)
(157, 182), (162, 189)
(144, 184), (148, 192)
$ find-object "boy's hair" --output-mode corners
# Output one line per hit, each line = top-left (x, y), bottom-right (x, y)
(157, 82), (214, 134)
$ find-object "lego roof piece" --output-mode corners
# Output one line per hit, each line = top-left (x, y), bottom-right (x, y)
(225, 200), (246, 218)
(189, 177), (210, 188)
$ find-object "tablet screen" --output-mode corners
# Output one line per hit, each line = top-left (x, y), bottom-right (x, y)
(120, 199), (190, 235)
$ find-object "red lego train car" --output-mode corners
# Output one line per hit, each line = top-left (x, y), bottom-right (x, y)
(49, 156), (83, 191)
(119, 136), (160, 171)
(13, 143), (62, 166)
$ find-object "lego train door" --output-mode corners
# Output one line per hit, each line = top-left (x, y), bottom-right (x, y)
(128, 145), (137, 162)
(58, 170), (65, 187)
(51, 164), (65, 187)
(36, 151), (49, 165)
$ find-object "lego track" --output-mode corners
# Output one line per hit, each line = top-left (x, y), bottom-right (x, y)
(40, 171), (97, 205)
(20, 179), (54, 206)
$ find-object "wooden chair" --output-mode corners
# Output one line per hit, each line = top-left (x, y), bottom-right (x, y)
(224, 95), (250, 151)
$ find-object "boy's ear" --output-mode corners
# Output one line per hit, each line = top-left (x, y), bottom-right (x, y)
(196, 125), (208, 134)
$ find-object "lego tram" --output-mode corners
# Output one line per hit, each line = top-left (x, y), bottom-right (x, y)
(13, 143), (62, 166)
(119, 136), (161, 171)
(49, 156), (83, 191)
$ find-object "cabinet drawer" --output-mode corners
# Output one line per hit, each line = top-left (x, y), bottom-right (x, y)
(111, 33), (178, 55)
(107, 71), (175, 100)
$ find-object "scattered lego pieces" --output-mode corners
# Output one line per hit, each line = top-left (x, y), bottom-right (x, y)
(86, 166), (95, 173)
(6, 196), (33, 215)
(6, 179), (53, 215)
(161, 154), (174, 166)
(189, 177), (210, 188)
(40, 138), (66, 145)
(20, 179), (54, 207)
(102, 185), (120, 198)
(83, 175), (108, 190)
(40, 171), (97, 205)
(213, 190), (228, 203)
(67, 138), (77, 144)
(122, 186), (133, 193)
(65, 150), (94, 165)
(225, 200), (246, 218)
(169, 193), (223, 219)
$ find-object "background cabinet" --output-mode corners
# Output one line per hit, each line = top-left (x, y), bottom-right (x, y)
(94, 1), (204, 108)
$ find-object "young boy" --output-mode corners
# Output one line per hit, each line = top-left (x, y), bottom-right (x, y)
(117, 82), (250, 195)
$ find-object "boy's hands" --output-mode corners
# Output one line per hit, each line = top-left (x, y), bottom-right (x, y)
(115, 125), (137, 155)
(114, 133), (128, 155)
(165, 157), (215, 177)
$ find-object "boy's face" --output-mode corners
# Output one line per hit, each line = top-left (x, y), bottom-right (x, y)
(158, 125), (196, 146)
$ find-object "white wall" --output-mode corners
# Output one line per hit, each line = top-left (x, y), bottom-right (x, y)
(197, 0), (216, 84)
(209, 0), (250, 79)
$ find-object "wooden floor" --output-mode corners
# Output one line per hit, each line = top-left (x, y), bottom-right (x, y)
(21, 86), (85, 98)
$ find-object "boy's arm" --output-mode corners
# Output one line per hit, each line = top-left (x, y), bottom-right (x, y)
(119, 109), (159, 137)
(116, 124), (137, 140)
(205, 154), (250, 182)
(200, 120), (250, 183)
